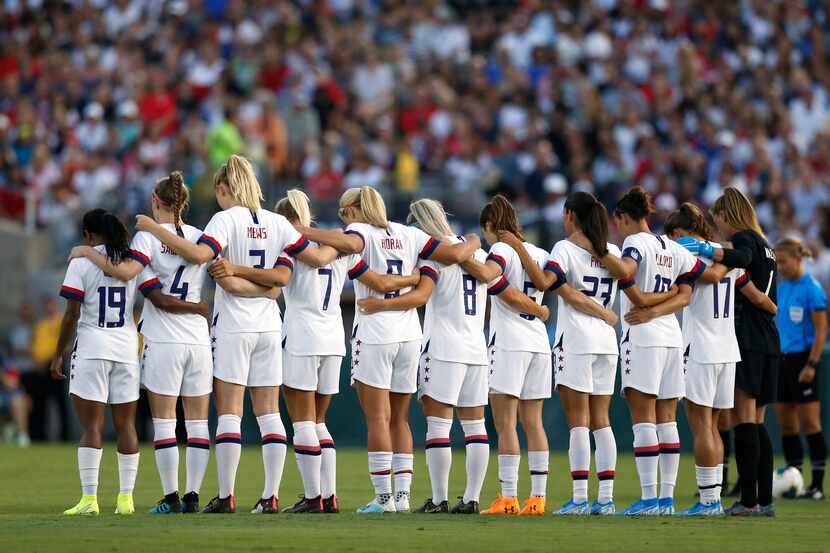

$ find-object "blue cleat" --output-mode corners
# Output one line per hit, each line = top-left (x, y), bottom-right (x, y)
(658, 497), (674, 515)
(590, 500), (616, 515)
(148, 493), (182, 514)
(618, 498), (659, 516)
(676, 501), (724, 516)
(356, 497), (396, 514)
(552, 500), (589, 516)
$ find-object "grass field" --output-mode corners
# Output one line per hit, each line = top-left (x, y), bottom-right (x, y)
(1, 444), (828, 553)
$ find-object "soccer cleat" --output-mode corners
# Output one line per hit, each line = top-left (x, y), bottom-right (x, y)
(203, 495), (235, 514)
(618, 498), (659, 516)
(414, 498), (449, 513)
(323, 495), (339, 513)
(590, 500), (616, 515)
(480, 495), (520, 515)
(394, 491), (411, 513)
(181, 492), (200, 513)
(724, 501), (756, 516)
(754, 504), (776, 517)
(357, 496), (396, 514)
(519, 495), (546, 516)
(799, 487), (825, 501)
(676, 501), (724, 516)
(251, 496), (279, 514)
(657, 497), (674, 515)
(63, 495), (99, 516)
(148, 493), (182, 514)
(282, 495), (323, 514)
(115, 493), (135, 515)
(552, 499), (589, 516)
(450, 498), (479, 514)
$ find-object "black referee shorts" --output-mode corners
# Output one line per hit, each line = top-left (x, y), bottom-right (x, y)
(735, 350), (779, 406)
(777, 351), (820, 404)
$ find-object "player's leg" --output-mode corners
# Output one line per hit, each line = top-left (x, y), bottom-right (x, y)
(624, 388), (659, 514)
(315, 393), (338, 512)
(656, 398), (680, 513)
(552, 386), (589, 515)
(182, 393), (210, 513)
(799, 400), (826, 498)
(250, 385), (286, 513)
(390, 391), (414, 511)
(518, 398), (548, 515)
(729, 351), (761, 515)
(680, 400), (721, 514)
(456, 405), (488, 513)
(207, 378), (244, 513)
(147, 391), (181, 513)
(416, 395), (453, 513)
(719, 411), (737, 496)
(356, 381), (394, 512)
(64, 394), (105, 515)
(111, 399), (140, 515)
(776, 403), (803, 473)
(481, 393), (520, 514)
(589, 394), (616, 514)
(283, 384), (322, 513)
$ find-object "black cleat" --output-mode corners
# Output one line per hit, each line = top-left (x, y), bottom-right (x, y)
(415, 498), (449, 513)
(450, 497), (480, 514)
(148, 492), (182, 514)
(181, 492), (200, 513)
(323, 495), (340, 513)
(203, 495), (235, 513)
(251, 496), (278, 514)
(282, 495), (323, 513)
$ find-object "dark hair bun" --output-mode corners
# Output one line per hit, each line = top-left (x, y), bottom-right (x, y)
(615, 186), (653, 220)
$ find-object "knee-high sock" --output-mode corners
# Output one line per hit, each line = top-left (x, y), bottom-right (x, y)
(529, 451), (549, 497)
(316, 423), (336, 498)
(782, 434), (805, 472)
(498, 454), (520, 498)
(117, 452), (140, 495)
(734, 422), (760, 508)
(215, 414), (242, 498)
(806, 431), (827, 492)
(368, 451), (393, 499)
(425, 416), (452, 503)
(78, 447), (102, 497)
(633, 423), (659, 500)
(568, 427), (590, 503)
(393, 453), (414, 497)
(757, 424), (774, 506)
(152, 418), (179, 495)
(293, 421), (322, 498)
(657, 422), (680, 500)
(461, 419), (489, 503)
(258, 413), (287, 500)
(593, 426), (617, 503)
(696, 465), (720, 506)
(185, 419), (210, 495)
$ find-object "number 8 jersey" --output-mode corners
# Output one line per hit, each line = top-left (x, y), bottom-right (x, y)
(60, 245), (139, 362)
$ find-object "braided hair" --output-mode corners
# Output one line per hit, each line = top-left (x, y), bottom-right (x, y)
(155, 171), (190, 237)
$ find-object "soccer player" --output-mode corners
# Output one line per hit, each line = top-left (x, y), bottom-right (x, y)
(357, 199), (548, 514)
(593, 187), (704, 516)
(774, 237), (827, 500)
(664, 204), (777, 515)
(136, 155), (337, 514)
(480, 195), (618, 516)
(298, 186), (479, 514)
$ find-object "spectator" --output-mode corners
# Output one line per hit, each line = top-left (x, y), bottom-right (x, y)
(0, 351), (30, 447)
(28, 296), (69, 441)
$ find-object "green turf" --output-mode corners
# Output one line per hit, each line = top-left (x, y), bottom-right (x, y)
(0, 444), (828, 552)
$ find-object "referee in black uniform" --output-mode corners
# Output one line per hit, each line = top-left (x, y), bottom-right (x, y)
(698, 187), (780, 516)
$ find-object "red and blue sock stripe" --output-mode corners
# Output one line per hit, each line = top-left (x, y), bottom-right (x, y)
(634, 444), (660, 457)
(216, 432), (242, 445)
(261, 433), (287, 446)
(570, 470), (589, 481)
(320, 439), (336, 449)
(154, 437), (177, 450)
(597, 470), (615, 481)
(425, 438), (451, 449)
(294, 444), (322, 456)
(187, 437), (210, 450)
(464, 434), (489, 445)
(659, 442), (681, 455)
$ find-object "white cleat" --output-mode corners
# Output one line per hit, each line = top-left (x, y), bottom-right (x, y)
(395, 491), (411, 513)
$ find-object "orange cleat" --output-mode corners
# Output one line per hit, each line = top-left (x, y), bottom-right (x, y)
(518, 496), (546, 516)
(480, 495), (520, 515)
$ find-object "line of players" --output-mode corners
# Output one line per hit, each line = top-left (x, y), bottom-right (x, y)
(51, 153), (776, 517)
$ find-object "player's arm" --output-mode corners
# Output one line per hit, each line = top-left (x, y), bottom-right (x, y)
(50, 300), (80, 380)
(624, 284), (680, 308)
(215, 276), (281, 299)
(208, 257), (293, 288)
(358, 274), (436, 314)
(554, 283), (617, 327)
(423, 235), (480, 265)
(737, 277), (776, 315)
(624, 284), (692, 325)
(697, 263), (729, 285)
(68, 246), (144, 281)
(295, 244), (340, 268)
(803, 310), (827, 383)
(145, 289), (211, 321)
(460, 256), (499, 283)
(136, 215), (215, 264)
(496, 231), (554, 290)
(297, 226), (364, 254)
(491, 279), (550, 322)
(358, 268), (420, 294)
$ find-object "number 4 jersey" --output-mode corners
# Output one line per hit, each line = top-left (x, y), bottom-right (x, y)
(60, 245), (139, 362)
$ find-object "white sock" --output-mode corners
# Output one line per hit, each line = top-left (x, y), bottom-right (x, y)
(368, 451), (393, 498)
(78, 447), (102, 497)
(633, 423), (659, 500)
(569, 427), (590, 503)
(498, 454), (520, 498)
(393, 452), (414, 497)
(528, 451), (549, 497)
(716, 464), (724, 502)
(425, 416), (452, 503)
(657, 422), (680, 500)
(593, 426), (617, 503)
(117, 452), (140, 495)
(293, 421), (322, 498)
(316, 423), (336, 498)
(461, 419), (489, 503)
(152, 418), (178, 495)
(215, 414), (242, 498)
(185, 419), (210, 495)
(257, 413), (287, 500)
(695, 465), (719, 505)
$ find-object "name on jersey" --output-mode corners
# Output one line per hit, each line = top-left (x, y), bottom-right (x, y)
(655, 253), (673, 268)
(590, 257), (605, 269)
(161, 244), (176, 255)
(380, 237), (403, 250)
(247, 226), (268, 239)
(764, 246), (776, 261)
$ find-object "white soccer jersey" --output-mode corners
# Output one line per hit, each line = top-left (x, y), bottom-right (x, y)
(419, 236), (489, 366)
(487, 241), (549, 353)
(198, 206), (309, 334)
(549, 240), (620, 355)
(281, 246), (360, 357)
(346, 221), (438, 345)
(618, 232), (705, 347)
(682, 245), (749, 364)
(60, 245), (139, 362)
(129, 225), (210, 346)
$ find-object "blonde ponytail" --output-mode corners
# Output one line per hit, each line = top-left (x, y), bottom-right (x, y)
(214, 154), (263, 211)
(711, 187), (765, 240)
(274, 189), (313, 227)
(407, 198), (453, 239)
(339, 186), (388, 228)
(775, 236), (813, 260)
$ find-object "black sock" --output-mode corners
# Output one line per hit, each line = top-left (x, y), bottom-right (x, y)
(734, 423), (760, 507)
(758, 424), (774, 506)
(781, 434), (804, 472)
(806, 431), (828, 492)
(720, 430), (731, 488)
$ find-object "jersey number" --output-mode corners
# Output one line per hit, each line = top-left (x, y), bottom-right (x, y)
(712, 277), (732, 319)
(520, 281), (540, 321)
(318, 268), (333, 311)
(583, 276), (614, 307)
(170, 265), (189, 300)
(652, 275), (672, 293)
(96, 286), (126, 328)
(384, 259), (403, 299)
(462, 274), (477, 316)
(249, 249), (266, 269)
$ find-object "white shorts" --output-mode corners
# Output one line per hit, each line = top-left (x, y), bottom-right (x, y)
(69, 357), (140, 404)
(555, 352), (618, 396)
(418, 355), (488, 407)
(684, 358), (736, 409)
(283, 351), (342, 395)
(141, 340), (213, 397)
(350, 340), (420, 394)
(620, 343), (684, 399)
(213, 331), (282, 387)
(489, 347), (552, 400)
